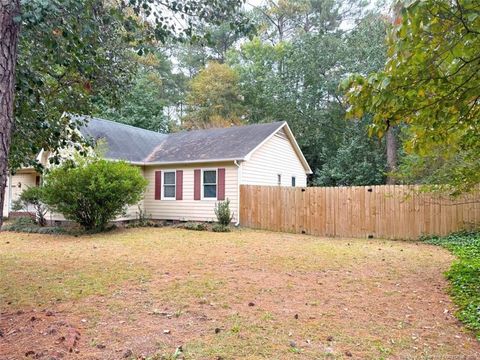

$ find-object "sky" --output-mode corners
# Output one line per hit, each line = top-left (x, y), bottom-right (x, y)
(245, 0), (263, 9)
(245, 0), (388, 13)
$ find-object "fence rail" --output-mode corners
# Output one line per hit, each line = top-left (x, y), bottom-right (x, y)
(239, 185), (480, 239)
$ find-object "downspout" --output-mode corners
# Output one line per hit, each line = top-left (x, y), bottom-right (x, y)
(234, 160), (241, 226)
(142, 164), (147, 216)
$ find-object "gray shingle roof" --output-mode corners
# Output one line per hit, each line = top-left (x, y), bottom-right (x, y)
(79, 117), (168, 162)
(79, 117), (286, 164)
(146, 122), (285, 163)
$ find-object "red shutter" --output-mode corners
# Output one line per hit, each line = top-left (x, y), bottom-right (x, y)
(194, 169), (201, 200)
(154, 171), (161, 200)
(217, 168), (226, 200)
(176, 170), (183, 200)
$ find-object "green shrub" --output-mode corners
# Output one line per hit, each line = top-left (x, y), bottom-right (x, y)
(212, 224), (230, 233)
(6, 216), (36, 228)
(31, 226), (67, 235)
(4, 217), (66, 234)
(12, 186), (48, 226)
(41, 158), (147, 231)
(424, 230), (480, 339)
(214, 198), (234, 226)
(183, 222), (207, 231)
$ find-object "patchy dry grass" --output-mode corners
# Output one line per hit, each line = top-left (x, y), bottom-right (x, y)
(1, 228), (479, 359)
(0, 232), (150, 308)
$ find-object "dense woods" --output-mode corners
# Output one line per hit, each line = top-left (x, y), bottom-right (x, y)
(96, 0), (393, 187)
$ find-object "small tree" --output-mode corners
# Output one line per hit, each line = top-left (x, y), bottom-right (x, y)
(344, 1), (480, 194)
(214, 198), (234, 226)
(41, 158), (147, 231)
(183, 62), (246, 129)
(12, 186), (48, 226)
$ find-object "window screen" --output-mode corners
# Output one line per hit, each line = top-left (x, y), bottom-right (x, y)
(203, 170), (217, 198)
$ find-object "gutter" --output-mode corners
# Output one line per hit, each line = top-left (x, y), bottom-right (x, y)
(125, 157), (246, 166)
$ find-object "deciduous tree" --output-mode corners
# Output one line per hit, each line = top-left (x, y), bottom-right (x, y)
(183, 62), (246, 129)
(344, 0), (480, 194)
(95, 51), (187, 132)
(229, 4), (389, 184)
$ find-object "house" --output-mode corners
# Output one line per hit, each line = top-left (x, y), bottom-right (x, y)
(4, 118), (312, 223)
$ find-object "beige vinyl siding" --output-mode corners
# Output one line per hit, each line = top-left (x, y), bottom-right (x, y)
(117, 200), (144, 221)
(4, 171), (38, 216)
(143, 162), (238, 222)
(241, 128), (307, 187)
(46, 211), (66, 222)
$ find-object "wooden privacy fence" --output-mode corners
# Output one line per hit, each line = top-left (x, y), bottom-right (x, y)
(240, 185), (480, 239)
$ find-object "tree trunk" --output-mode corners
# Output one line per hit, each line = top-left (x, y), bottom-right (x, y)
(386, 126), (397, 184)
(0, 0), (20, 227)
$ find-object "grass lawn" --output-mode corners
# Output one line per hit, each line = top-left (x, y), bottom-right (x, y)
(1, 228), (479, 359)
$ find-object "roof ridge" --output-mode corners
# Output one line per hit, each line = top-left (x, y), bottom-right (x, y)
(168, 121), (286, 136)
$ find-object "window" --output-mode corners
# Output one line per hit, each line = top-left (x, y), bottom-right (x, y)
(291, 176), (296, 187)
(203, 170), (217, 198)
(163, 171), (176, 199)
(277, 174), (282, 186)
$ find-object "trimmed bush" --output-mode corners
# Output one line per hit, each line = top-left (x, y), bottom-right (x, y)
(42, 158), (147, 231)
(214, 198), (234, 226)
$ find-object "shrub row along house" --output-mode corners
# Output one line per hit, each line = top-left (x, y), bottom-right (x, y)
(4, 118), (311, 223)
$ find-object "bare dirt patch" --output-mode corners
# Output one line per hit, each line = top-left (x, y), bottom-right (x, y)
(1, 228), (479, 359)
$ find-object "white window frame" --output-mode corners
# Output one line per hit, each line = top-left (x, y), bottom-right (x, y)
(201, 168), (218, 200)
(162, 170), (176, 200)
(277, 174), (282, 186)
(291, 176), (296, 187)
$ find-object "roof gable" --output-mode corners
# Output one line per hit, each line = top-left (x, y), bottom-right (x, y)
(243, 122), (312, 174)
